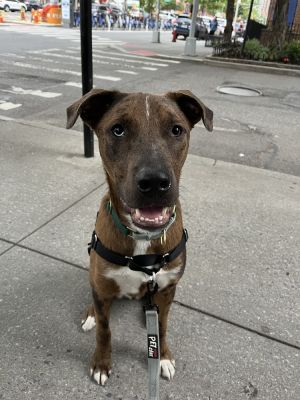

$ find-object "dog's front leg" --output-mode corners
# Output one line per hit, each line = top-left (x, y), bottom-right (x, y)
(153, 284), (176, 381)
(90, 289), (113, 386)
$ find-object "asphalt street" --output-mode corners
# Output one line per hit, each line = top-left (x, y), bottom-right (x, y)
(0, 25), (299, 176)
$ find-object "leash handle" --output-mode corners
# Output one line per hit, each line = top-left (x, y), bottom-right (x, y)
(146, 309), (160, 400)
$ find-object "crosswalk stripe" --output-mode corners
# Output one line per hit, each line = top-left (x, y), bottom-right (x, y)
(115, 70), (138, 75)
(2, 86), (62, 98)
(86, 48), (181, 64)
(66, 49), (169, 67)
(3, 60), (121, 82)
(27, 51), (120, 69)
(65, 82), (82, 88)
(94, 74), (121, 81)
(0, 101), (22, 110)
(29, 51), (159, 73)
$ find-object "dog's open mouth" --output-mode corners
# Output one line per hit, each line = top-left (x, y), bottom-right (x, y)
(131, 206), (174, 229)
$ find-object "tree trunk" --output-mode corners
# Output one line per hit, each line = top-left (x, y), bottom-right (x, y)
(224, 0), (235, 43)
(269, 0), (289, 50)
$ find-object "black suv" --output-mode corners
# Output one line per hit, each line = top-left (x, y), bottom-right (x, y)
(173, 16), (208, 40)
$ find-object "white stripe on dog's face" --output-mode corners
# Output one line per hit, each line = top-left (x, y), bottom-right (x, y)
(145, 95), (150, 121)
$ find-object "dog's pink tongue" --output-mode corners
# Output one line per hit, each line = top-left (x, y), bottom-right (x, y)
(139, 207), (164, 219)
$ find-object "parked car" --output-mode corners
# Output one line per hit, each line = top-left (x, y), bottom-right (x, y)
(21, 0), (42, 11)
(159, 10), (175, 20)
(173, 16), (208, 40)
(0, 0), (27, 12)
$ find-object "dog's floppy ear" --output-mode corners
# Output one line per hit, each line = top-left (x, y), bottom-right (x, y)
(166, 90), (213, 131)
(66, 88), (126, 131)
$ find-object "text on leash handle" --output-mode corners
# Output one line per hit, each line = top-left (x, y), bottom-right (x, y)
(146, 309), (160, 400)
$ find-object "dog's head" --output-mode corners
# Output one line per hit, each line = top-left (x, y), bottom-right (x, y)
(67, 89), (213, 230)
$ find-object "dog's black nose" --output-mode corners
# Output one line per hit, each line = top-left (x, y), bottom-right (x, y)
(137, 169), (171, 194)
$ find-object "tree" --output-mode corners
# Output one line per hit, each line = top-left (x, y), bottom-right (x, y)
(224, 0), (234, 42)
(140, 0), (157, 14)
(199, 0), (226, 15)
(268, 0), (290, 50)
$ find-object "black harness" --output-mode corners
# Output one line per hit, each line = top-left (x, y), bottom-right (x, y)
(88, 228), (188, 276)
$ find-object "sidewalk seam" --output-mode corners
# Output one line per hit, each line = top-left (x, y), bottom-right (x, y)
(1, 237), (299, 352)
(174, 300), (300, 351)
(0, 182), (105, 257)
(0, 239), (87, 271)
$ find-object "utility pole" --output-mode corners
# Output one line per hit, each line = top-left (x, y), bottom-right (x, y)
(241, 0), (255, 54)
(233, 0), (241, 32)
(184, 0), (199, 56)
(80, 0), (94, 157)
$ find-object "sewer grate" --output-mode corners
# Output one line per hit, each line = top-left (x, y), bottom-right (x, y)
(217, 86), (262, 97)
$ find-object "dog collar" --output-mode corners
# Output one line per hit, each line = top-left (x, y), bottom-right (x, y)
(106, 201), (177, 242)
(88, 229), (188, 276)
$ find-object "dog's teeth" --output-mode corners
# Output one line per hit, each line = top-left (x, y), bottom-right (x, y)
(162, 207), (168, 216)
(155, 218), (159, 223)
(135, 208), (141, 218)
(140, 216), (145, 221)
(159, 215), (163, 221)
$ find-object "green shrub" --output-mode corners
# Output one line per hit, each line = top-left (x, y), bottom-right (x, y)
(243, 39), (270, 61)
(283, 40), (300, 64)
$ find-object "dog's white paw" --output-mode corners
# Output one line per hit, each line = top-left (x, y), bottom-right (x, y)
(81, 315), (96, 332)
(90, 368), (111, 386)
(160, 359), (175, 380)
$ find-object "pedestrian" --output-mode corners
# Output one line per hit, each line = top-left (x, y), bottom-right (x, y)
(209, 16), (218, 35)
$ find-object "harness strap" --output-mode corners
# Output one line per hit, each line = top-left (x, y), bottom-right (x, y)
(88, 229), (188, 276)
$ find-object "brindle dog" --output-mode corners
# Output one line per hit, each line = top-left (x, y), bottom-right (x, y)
(66, 89), (213, 386)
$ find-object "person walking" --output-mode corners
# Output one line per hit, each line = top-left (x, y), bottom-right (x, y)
(209, 16), (218, 35)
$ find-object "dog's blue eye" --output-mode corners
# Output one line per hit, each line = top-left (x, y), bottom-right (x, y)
(111, 124), (125, 137)
(171, 125), (183, 137)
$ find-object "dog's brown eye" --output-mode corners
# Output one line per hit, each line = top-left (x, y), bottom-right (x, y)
(171, 125), (183, 137)
(111, 124), (125, 137)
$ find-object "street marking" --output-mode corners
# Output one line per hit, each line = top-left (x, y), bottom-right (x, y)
(142, 67), (158, 71)
(94, 74), (121, 81)
(32, 51), (157, 73)
(65, 82), (82, 88)
(1, 86), (62, 98)
(115, 70), (138, 75)
(4, 61), (121, 82)
(2, 53), (25, 59)
(67, 49), (169, 67)
(195, 124), (239, 133)
(0, 115), (14, 121)
(0, 101), (22, 110)
(90, 48), (181, 64)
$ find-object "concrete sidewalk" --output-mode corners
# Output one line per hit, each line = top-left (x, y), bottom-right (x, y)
(0, 116), (300, 400)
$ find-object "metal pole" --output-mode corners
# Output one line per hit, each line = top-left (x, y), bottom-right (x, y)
(233, 0), (241, 32)
(241, 0), (255, 54)
(184, 0), (199, 56)
(80, 0), (94, 157)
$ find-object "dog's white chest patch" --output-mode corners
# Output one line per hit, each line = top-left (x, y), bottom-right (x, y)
(104, 240), (181, 299)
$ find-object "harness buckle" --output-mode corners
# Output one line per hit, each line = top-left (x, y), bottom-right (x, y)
(160, 252), (169, 267)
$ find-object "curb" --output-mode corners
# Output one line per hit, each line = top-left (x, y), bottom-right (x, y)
(203, 55), (300, 77)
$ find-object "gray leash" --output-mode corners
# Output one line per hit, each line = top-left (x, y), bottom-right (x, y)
(144, 276), (160, 400)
